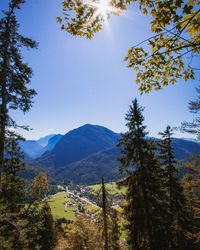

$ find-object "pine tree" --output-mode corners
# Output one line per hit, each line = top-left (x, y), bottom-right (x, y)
(26, 201), (56, 250)
(180, 86), (200, 140)
(182, 163), (200, 248)
(97, 177), (121, 249)
(158, 126), (194, 249)
(102, 177), (109, 250)
(0, 132), (26, 249)
(110, 209), (120, 250)
(118, 98), (168, 250)
(0, 0), (37, 190)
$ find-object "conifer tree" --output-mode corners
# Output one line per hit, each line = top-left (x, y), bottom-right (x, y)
(26, 201), (56, 250)
(158, 126), (195, 249)
(0, 132), (27, 249)
(102, 177), (109, 250)
(118, 99), (168, 250)
(182, 163), (200, 247)
(0, 131), (25, 213)
(98, 177), (121, 249)
(0, 0), (37, 190)
(110, 209), (120, 250)
(180, 86), (200, 140)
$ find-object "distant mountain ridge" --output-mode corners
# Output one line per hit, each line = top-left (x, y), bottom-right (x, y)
(34, 124), (120, 168)
(19, 140), (43, 159)
(55, 138), (200, 185)
(19, 134), (63, 159)
(27, 124), (200, 185)
(37, 134), (56, 147)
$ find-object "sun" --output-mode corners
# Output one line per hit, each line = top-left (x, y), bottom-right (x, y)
(89, 0), (120, 21)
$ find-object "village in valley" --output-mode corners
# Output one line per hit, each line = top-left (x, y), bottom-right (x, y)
(48, 183), (123, 222)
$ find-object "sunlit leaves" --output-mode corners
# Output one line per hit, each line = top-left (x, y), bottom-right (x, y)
(124, 0), (200, 93)
(58, 0), (124, 39)
(58, 0), (200, 93)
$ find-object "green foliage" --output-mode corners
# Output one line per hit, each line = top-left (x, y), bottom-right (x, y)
(0, 2), (57, 250)
(58, 0), (200, 93)
(31, 171), (49, 201)
(180, 85), (200, 140)
(0, 0), (37, 189)
(125, 0), (200, 93)
(0, 136), (26, 250)
(55, 215), (103, 250)
(110, 209), (121, 250)
(25, 201), (56, 250)
(118, 99), (168, 250)
(0, 133), (25, 213)
(158, 126), (195, 249)
(182, 163), (200, 248)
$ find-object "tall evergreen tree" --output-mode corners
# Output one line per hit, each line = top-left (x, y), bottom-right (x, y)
(110, 209), (120, 250)
(97, 177), (121, 249)
(26, 201), (56, 250)
(180, 86), (200, 140)
(182, 163), (200, 247)
(0, 131), (25, 213)
(0, 132), (27, 249)
(102, 177), (109, 250)
(118, 99), (168, 250)
(158, 126), (195, 249)
(0, 0), (37, 190)
(0, 2), (57, 249)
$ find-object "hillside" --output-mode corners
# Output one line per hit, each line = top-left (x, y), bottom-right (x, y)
(56, 139), (200, 185)
(172, 138), (200, 159)
(19, 140), (43, 159)
(57, 147), (123, 184)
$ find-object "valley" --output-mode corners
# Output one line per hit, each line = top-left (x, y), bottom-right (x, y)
(48, 182), (123, 221)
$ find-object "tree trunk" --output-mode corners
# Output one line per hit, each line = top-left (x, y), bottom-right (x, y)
(0, 8), (13, 191)
(102, 177), (109, 250)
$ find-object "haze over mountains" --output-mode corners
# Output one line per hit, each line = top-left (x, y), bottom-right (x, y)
(20, 124), (200, 184)
(19, 134), (63, 159)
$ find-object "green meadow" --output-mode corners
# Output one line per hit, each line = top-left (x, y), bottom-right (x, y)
(89, 182), (126, 196)
(48, 192), (76, 220)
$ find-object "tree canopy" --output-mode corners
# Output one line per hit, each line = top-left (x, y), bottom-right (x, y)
(0, 0), (37, 189)
(180, 85), (200, 140)
(58, 0), (200, 93)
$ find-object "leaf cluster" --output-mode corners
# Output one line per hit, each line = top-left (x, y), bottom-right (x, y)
(58, 0), (200, 93)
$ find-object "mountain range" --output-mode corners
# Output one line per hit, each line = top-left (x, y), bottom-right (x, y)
(21, 124), (200, 185)
(19, 134), (63, 159)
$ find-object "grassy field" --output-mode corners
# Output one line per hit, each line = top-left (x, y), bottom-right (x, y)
(48, 192), (76, 220)
(48, 192), (100, 220)
(89, 182), (126, 196)
(48, 191), (127, 240)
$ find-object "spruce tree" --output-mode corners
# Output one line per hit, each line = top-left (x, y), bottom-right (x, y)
(0, 132), (25, 213)
(26, 201), (56, 250)
(110, 209), (120, 250)
(102, 177), (109, 250)
(0, 132), (26, 249)
(158, 126), (194, 249)
(182, 163), (200, 248)
(118, 99), (168, 250)
(0, 0), (37, 190)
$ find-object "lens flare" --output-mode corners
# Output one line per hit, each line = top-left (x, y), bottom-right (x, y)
(89, 0), (121, 21)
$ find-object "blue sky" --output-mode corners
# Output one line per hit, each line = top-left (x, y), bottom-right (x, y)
(0, 0), (199, 139)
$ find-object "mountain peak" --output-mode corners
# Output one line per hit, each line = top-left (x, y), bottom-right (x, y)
(36, 124), (120, 168)
(37, 134), (56, 147)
